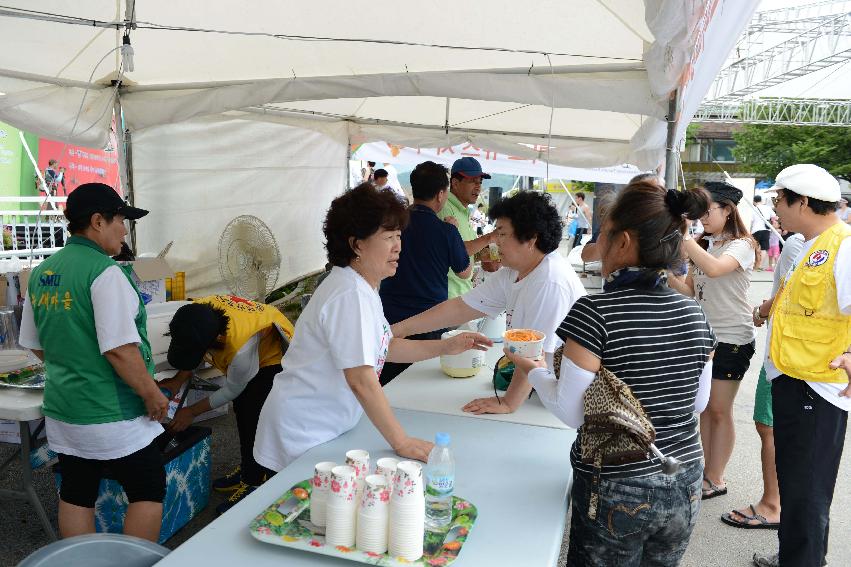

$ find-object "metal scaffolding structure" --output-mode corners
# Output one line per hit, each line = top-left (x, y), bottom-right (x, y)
(696, 1), (851, 126)
(694, 97), (851, 126)
(708, 11), (850, 101)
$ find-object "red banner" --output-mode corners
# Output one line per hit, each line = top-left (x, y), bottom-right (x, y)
(37, 130), (121, 197)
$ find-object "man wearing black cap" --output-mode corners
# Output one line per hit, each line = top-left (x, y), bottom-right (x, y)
(19, 183), (168, 541)
(157, 295), (294, 514)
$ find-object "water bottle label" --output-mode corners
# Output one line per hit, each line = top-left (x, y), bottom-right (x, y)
(426, 474), (454, 497)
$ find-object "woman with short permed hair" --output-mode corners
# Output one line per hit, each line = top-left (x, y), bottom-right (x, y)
(253, 183), (491, 473)
(392, 190), (586, 415)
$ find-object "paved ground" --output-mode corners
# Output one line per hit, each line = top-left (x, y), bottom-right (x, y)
(2, 272), (850, 566)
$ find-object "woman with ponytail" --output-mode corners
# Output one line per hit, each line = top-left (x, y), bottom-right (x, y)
(671, 181), (757, 501)
(505, 180), (716, 565)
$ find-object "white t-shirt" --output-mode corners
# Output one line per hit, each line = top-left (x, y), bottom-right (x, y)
(839, 207), (850, 223)
(765, 231), (851, 411)
(691, 238), (756, 345)
(253, 266), (392, 471)
(19, 265), (163, 460)
(206, 333), (260, 409)
(750, 203), (774, 232)
(461, 252), (586, 354)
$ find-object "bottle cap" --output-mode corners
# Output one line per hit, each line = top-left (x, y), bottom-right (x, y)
(435, 432), (450, 446)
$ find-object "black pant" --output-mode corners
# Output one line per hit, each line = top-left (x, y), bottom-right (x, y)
(379, 329), (446, 386)
(772, 375), (847, 567)
(571, 228), (587, 250)
(234, 364), (280, 485)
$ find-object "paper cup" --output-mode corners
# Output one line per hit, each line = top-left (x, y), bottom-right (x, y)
(375, 457), (399, 486)
(309, 461), (336, 526)
(503, 328), (545, 361)
(345, 449), (371, 480)
(392, 461), (424, 502)
(389, 502), (424, 562)
(329, 465), (357, 505)
(325, 500), (357, 547)
(360, 474), (390, 513)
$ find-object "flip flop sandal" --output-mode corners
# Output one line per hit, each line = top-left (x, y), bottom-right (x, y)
(701, 477), (728, 500)
(721, 504), (779, 530)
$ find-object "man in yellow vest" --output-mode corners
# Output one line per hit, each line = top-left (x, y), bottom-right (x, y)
(158, 295), (294, 515)
(751, 164), (851, 567)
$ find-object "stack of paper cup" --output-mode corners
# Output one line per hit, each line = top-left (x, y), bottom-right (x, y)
(388, 461), (425, 561)
(309, 461), (336, 527)
(325, 465), (358, 547)
(375, 457), (399, 487)
(345, 449), (371, 498)
(356, 474), (390, 554)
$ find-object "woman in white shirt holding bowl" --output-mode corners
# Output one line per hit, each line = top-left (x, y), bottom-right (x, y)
(392, 191), (586, 415)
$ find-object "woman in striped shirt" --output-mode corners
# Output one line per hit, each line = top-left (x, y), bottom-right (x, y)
(506, 181), (716, 566)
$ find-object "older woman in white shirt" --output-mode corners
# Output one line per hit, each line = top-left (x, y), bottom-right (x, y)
(392, 191), (585, 414)
(254, 184), (490, 475)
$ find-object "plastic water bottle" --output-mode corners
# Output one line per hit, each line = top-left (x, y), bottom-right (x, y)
(425, 432), (455, 531)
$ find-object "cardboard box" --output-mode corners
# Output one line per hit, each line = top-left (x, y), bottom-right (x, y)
(124, 258), (174, 305)
(166, 374), (228, 423)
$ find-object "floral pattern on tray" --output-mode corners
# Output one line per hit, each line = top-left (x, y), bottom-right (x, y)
(249, 479), (477, 566)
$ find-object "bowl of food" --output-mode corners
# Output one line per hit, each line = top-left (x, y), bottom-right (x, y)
(503, 328), (545, 361)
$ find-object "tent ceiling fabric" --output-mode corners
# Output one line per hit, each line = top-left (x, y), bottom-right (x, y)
(0, 0), (758, 170)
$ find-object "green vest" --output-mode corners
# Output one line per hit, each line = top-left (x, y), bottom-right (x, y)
(439, 192), (476, 298)
(30, 236), (154, 424)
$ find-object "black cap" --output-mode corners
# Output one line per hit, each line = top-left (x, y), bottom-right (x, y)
(66, 183), (149, 223)
(704, 181), (743, 205)
(167, 304), (222, 371)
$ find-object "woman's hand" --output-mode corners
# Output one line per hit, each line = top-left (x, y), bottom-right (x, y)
(443, 332), (492, 354)
(166, 407), (194, 432)
(393, 436), (434, 462)
(462, 396), (515, 415)
(503, 348), (547, 375)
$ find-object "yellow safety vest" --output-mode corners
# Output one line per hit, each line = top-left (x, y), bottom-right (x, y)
(194, 295), (294, 374)
(769, 222), (851, 383)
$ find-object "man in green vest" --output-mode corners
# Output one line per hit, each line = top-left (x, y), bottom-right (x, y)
(19, 183), (168, 542)
(440, 157), (498, 298)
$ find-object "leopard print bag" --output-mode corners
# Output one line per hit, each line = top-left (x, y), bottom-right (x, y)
(580, 366), (656, 520)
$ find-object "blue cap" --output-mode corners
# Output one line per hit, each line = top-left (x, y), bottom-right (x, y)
(435, 432), (451, 446)
(451, 157), (491, 179)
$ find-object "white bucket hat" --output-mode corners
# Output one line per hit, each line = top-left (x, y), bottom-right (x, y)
(764, 164), (840, 202)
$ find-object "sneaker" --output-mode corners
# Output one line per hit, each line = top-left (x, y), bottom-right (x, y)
(753, 552), (778, 567)
(212, 465), (242, 493)
(215, 481), (258, 516)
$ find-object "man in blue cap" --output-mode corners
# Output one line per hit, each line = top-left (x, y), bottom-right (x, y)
(441, 157), (497, 298)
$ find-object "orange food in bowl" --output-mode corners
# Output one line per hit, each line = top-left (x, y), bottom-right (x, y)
(504, 329), (541, 342)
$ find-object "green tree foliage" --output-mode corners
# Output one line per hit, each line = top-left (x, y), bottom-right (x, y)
(732, 124), (851, 181)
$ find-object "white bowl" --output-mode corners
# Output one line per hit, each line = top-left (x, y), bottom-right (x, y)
(503, 329), (545, 361)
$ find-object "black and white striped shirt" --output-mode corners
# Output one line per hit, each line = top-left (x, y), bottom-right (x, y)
(558, 287), (715, 478)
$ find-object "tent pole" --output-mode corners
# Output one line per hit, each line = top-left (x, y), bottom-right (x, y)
(664, 90), (680, 190)
(346, 128), (352, 191)
(113, 92), (137, 253)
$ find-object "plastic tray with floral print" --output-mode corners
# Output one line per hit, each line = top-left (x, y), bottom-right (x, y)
(249, 479), (477, 566)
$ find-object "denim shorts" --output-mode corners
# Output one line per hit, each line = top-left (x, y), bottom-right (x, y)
(566, 460), (703, 567)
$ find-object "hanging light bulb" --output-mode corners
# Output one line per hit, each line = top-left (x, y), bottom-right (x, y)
(121, 35), (135, 73)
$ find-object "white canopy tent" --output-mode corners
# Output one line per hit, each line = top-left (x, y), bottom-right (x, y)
(0, 0), (757, 294)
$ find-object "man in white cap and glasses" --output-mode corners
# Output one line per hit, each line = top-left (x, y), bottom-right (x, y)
(751, 164), (851, 567)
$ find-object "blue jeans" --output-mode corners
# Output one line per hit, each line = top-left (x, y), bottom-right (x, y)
(566, 460), (703, 566)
